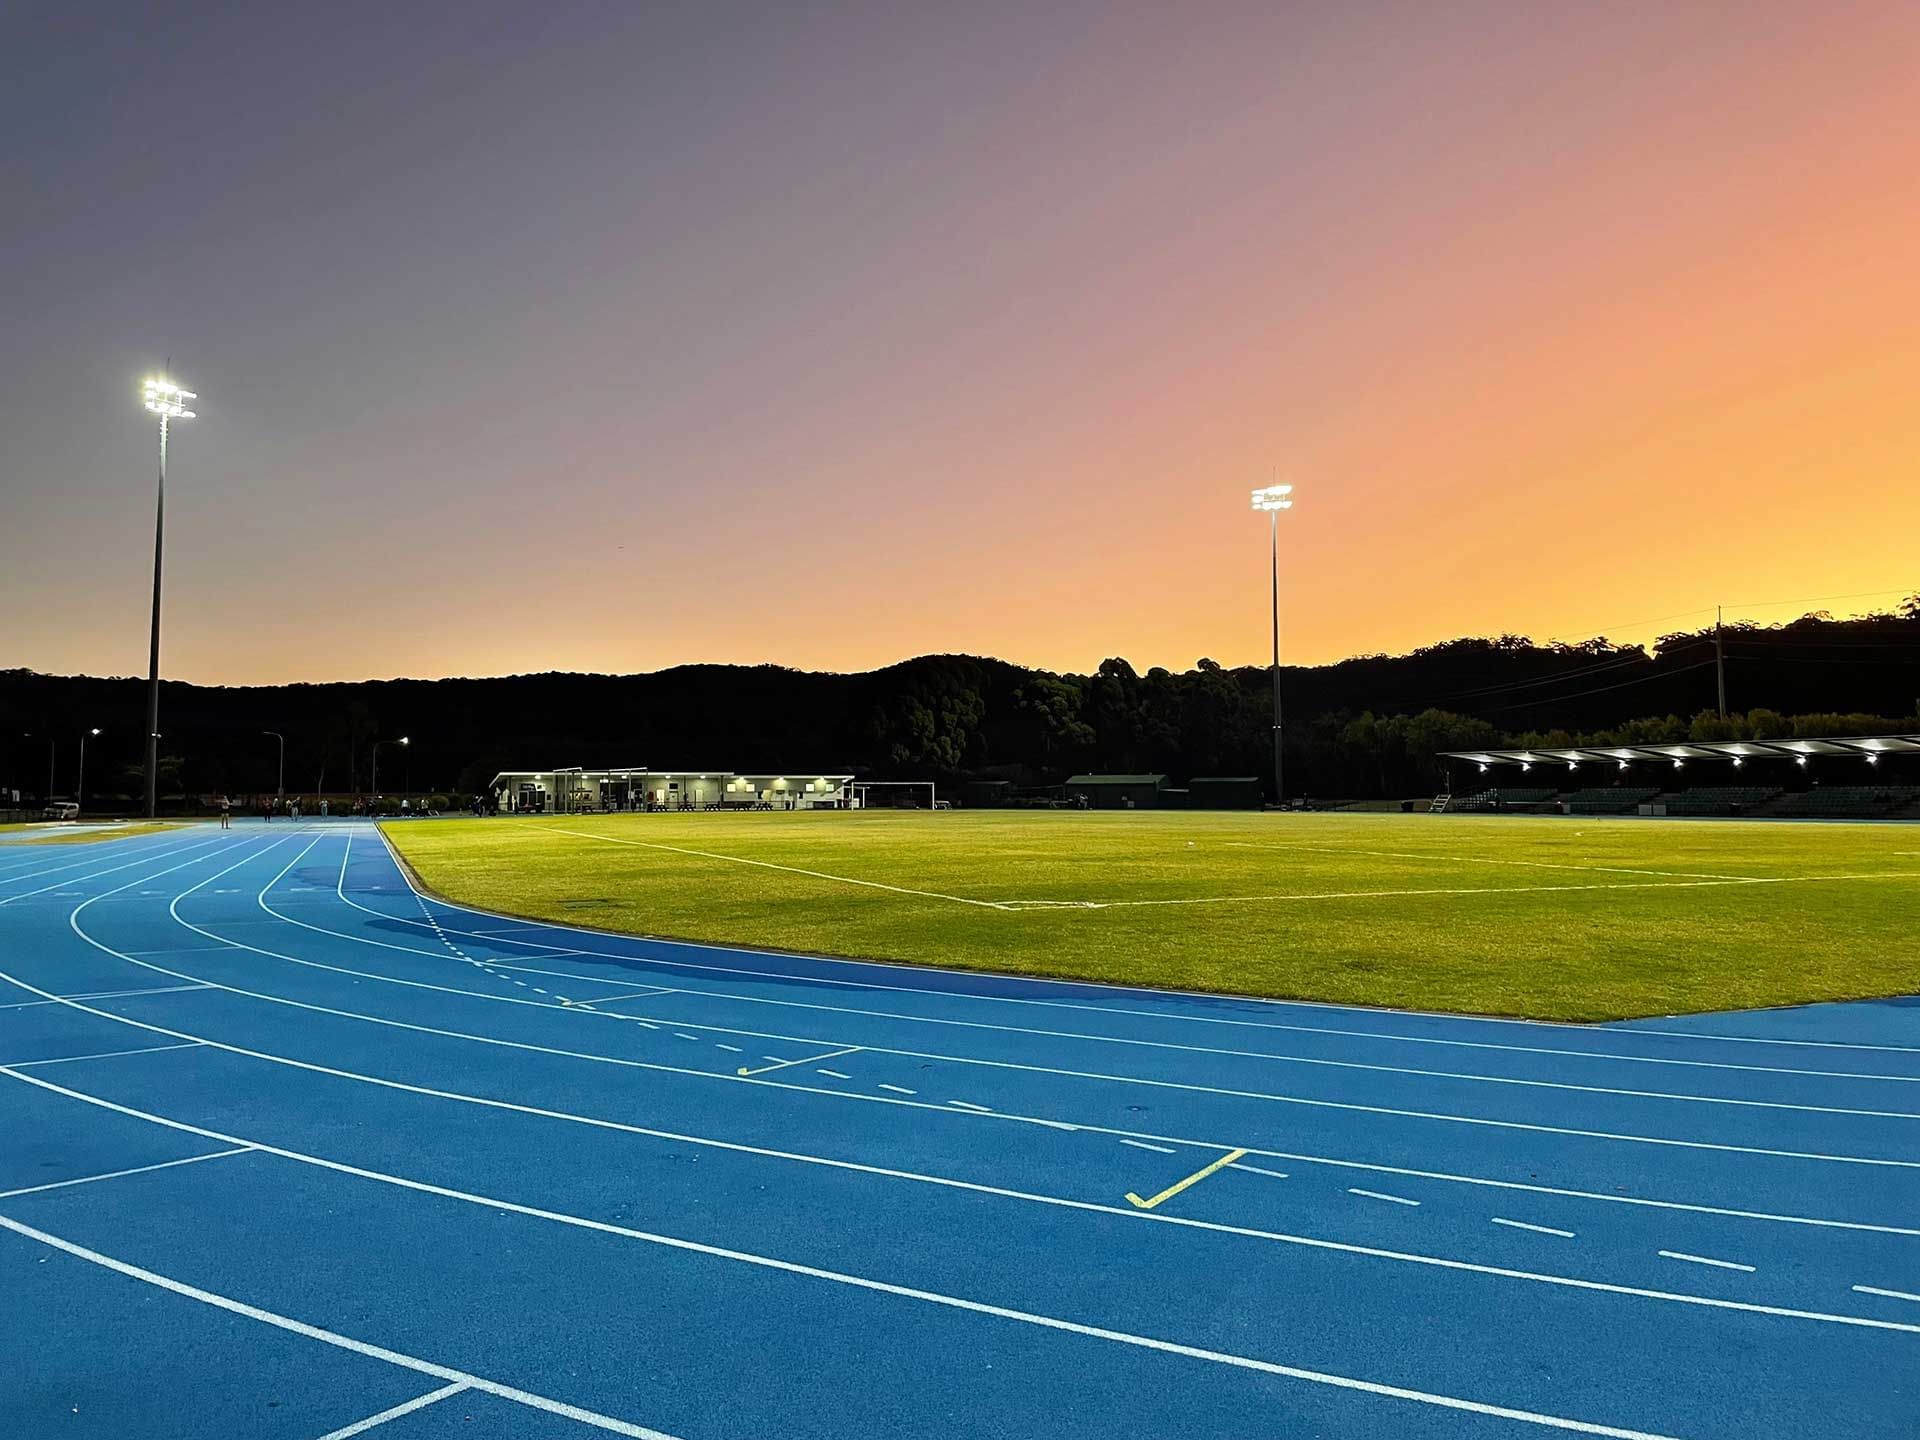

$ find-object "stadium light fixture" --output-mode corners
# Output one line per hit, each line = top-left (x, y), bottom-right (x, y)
(371, 735), (410, 797)
(1250, 483), (1295, 808)
(77, 727), (101, 812)
(1867, 753), (1880, 766)
(1732, 756), (1743, 768)
(138, 373), (197, 819)
(1796, 755), (1808, 767)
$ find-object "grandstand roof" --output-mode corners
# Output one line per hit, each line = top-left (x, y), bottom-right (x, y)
(1439, 734), (1920, 768)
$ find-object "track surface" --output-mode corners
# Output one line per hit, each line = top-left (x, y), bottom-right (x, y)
(2, 821), (1914, 1439)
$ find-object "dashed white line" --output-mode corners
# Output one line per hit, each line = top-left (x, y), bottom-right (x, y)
(313, 1382), (471, 1440)
(1234, 1163), (1291, 1181)
(1853, 1285), (1920, 1304)
(1121, 1139), (1178, 1154)
(0, 1146), (253, 1200)
(5, 1041), (204, 1069)
(674, 1033), (701, 1041)
(946, 1100), (992, 1113)
(817, 1069), (851, 1080)
(1493, 1218), (1575, 1239)
(715, 1044), (743, 1053)
(878, 1084), (917, 1095)
(1351, 1188), (1421, 1207)
(1660, 1251), (1754, 1273)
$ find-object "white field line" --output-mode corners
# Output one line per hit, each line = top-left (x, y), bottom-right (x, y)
(66, 865), (1920, 1194)
(0, 833), (240, 908)
(12, 988), (1920, 1340)
(1121, 1140), (1177, 1154)
(1659, 1251), (1755, 1274)
(1351, 1189), (1421, 1207)
(4, 1041), (203, 1069)
(59, 834), (1920, 1243)
(312, 1383), (470, 1440)
(1493, 1219), (1575, 1239)
(1223, 839), (1763, 883)
(240, 857), (1920, 1123)
(0, 830), (218, 890)
(1233, 1163), (1290, 1180)
(1853, 1286), (1920, 1303)
(878, 1084), (916, 1095)
(0, 1214), (679, 1439)
(0, 1147), (252, 1200)
(947, 1099), (992, 1113)
(0, 983), (211, 1012)
(349, 857), (1920, 1080)
(372, 824), (1920, 1057)
(540, 825), (1019, 910)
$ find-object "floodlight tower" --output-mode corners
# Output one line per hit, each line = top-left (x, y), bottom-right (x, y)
(1250, 483), (1294, 808)
(140, 376), (196, 820)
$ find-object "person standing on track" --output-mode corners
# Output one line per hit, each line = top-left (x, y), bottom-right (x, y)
(218, 795), (231, 830)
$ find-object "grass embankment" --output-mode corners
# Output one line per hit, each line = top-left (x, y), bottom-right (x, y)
(381, 810), (1920, 1021)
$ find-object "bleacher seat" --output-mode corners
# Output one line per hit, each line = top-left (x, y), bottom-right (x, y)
(1660, 786), (1780, 817)
(1566, 786), (1660, 815)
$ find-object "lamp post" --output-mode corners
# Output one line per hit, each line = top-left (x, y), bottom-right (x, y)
(140, 375), (196, 819)
(262, 731), (284, 800)
(1250, 483), (1294, 809)
(371, 736), (409, 799)
(76, 727), (101, 813)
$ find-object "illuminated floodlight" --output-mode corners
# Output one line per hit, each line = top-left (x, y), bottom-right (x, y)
(1673, 759), (1683, 769)
(1477, 763), (1488, 773)
(1618, 760), (1628, 771)
(1250, 484), (1294, 512)
(1867, 753), (1880, 766)
(1796, 755), (1808, 767)
(1732, 757), (1744, 768)
(142, 376), (197, 420)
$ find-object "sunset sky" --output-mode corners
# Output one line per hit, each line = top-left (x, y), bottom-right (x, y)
(4, 2), (1917, 685)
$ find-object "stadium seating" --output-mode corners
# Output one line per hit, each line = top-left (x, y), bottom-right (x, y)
(1764, 786), (1920, 819)
(1446, 787), (1560, 813)
(1566, 787), (1660, 815)
(1658, 786), (1781, 817)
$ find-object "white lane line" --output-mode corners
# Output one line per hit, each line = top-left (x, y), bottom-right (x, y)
(947, 1100), (992, 1113)
(1659, 1251), (1754, 1273)
(0, 1215), (679, 1439)
(1493, 1218), (1575, 1239)
(714, 1044), (743, 1053)
(0, 1125), (1687, 1440)
(375, 827), (1920, 1059)
(673, 1033), (701, 1042)
(1350, 1188), (1420, 1207)
(1233, 1164), (1291, 1181)
(541, 826), (1021, 911)
(1852, 1285), (1920, 1303)
(583, 987), (677, 1003)
(816, 1069), (851, 1080)
(0, 1147), (253, 1200)
(12, 1057), (1920, 1338)
(0, 983), (211, 1011)
(878, 1084), (916, 1095)
(310, 1381), (470, 1439)
(0, 834), (241, 908)
(1121, 1140), (1177, 1154)
(4, 1041), (204, 1069)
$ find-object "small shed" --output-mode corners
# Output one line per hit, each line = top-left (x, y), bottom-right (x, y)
(1064, 774), (1167, 809)
(1189, 776), (1263, 810)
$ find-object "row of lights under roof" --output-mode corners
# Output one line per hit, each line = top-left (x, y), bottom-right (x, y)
(1484, 754), (1876, 774)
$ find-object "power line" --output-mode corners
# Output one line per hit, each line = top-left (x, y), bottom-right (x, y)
(1479, 658), (1717, 714)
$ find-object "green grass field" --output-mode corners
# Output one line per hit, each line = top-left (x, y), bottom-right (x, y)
(381, 810), (1920, 1021)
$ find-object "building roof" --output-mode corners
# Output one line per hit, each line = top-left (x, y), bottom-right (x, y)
(1439, 734), (1920, 769)
(1065, 774), (1167, 785)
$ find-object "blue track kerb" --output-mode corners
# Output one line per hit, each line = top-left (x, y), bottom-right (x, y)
(1, 821), (1914, 1440)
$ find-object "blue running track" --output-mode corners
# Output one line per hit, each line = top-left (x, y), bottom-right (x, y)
(1, 821), (1915, 1438)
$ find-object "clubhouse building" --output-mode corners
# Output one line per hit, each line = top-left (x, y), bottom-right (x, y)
(489, 767), (854, 814)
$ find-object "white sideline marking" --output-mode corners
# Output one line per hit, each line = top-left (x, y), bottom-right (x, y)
(5, 1041), (203, 1069)
(311, 1381), (470, 1439)
(1121, 1140), (1178, 1154)
(1233, 1164), (1291, 1181)
(1660, 1251), (1754, 1273)
(1226, 839), (1763, 883)
(11, 1055), (1920, 1338)
(0, 1215), (680, 1439)
(0, 1114), (1688, 1439)
(0, 983), (210, 1012)
(0, 834), (239, 908)
(0, 1147), (252, 1200)
(817, 1069), (851, 1080)
(541, 826), (1020, 910)
(947, 1099), (991, 1112)
(1351, 1188), (1421, 1208)
(1853, 1285), (1920, 1303)
(1493, 1219), (1575, 1239)
(878, 1084), (916, 1095)
(673, 1033), (700, 1041)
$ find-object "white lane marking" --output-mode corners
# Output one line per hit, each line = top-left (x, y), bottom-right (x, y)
(1350, 1188), (1421, 1207)
(673, 1033), (700, 1042)
(816, 1069), (851, 1080)
(1660, 1251), (1754, 1273)
(715, 1044), (743, 1053)
(947, 1100), (992, 1113)
(0, 1215), (679, 1439)
(1233, 1164), (1291, 1181)
(878, 1084), (916, 1095)
(375, 827), (1920, 1056)
(4, 1041), (204, 1069)
(0, 1116), (1688, 1439)
(1493, 1218), (1575, 1239)
(310, 1381), (470, 1439)
(67, 891), (1920, 1209)
(1853, 1285), (1920, 1303)
(0, 1147), (253, 1200)
(0, 832), (225, 893)
(1121, 1140), (1177, 1154)
(0, 834), (241, 908)
(541, 826), (1020, 911)
(584, 987), (677, 1003)
(0, 983), (211, 1011)
(11, 1058), (1920, 1338)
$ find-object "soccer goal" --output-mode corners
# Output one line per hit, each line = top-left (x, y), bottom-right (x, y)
(851, 780), (945, 810)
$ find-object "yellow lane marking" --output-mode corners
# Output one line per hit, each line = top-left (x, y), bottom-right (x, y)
(1126, 1147), (1249, 1211)
(736, 1045), (862, 1078)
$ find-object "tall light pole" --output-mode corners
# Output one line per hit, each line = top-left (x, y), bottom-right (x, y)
(76, 727), (101, 813)
(371, 736), (408, 798)
(262, 731), (285, 800)
(1250, 483), (1294, 809)
(140, 375), (196, 819)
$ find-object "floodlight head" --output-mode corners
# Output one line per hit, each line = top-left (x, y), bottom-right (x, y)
(398, 736), (410, 747)
(1250, 483), (1295, 513)
(88, 727), (101, 736)
(1796, 755), (1808, 767)
(142, 375), (197, 420)
(1732, 756), (1743, 768)
(1867, 753), (1879, 765)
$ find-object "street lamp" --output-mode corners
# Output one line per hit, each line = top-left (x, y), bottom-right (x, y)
(371, 736), (409, 798)
(140, 374), (196, 820)
(77, 727), (101, 813)
(262, 731), (285, 799)
(1250, 482), (1294, 808)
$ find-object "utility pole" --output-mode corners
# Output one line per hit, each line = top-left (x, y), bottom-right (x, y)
(1714, 605), (1727, 721)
